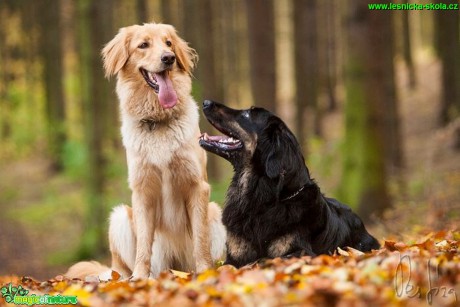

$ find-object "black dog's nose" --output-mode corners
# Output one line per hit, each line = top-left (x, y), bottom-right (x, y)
(161, 52), (176, 65)
(203, 100), (213, 109)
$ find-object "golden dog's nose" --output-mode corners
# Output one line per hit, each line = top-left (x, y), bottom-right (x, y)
(161, 52), (176, 65)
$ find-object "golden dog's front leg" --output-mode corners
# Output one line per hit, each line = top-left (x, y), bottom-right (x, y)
(128, 159), (161, 279)
(187, 181), (213, 272)
(131, 189), (157, 279)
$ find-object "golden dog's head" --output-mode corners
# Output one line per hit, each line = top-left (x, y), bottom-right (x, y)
(102, 23), (197, 111)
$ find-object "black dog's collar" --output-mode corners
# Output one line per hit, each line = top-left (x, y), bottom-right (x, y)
(140, 118), (157, 131)
(281, 184), (306, 202)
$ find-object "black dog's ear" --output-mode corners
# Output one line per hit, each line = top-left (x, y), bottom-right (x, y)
(262, 121), (286, 179)
(265, 147), (283, 179)
(260, 118), (302, 179)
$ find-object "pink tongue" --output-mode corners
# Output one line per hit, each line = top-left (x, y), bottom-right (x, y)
(154, 72), (177, 109)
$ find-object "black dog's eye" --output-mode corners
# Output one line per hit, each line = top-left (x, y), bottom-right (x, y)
(242, 110), (250, 119)
(166, 40), (172, 47)
(138, 42), (149, 49)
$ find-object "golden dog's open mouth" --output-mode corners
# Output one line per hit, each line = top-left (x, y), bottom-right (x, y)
(140, 68), (178, 109)
(140, 68), (159, 93)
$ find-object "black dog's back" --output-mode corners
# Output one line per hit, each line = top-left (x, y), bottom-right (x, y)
(314, 197), (380, 253)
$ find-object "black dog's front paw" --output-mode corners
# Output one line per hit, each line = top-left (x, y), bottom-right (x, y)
(282, 249), (316, 259)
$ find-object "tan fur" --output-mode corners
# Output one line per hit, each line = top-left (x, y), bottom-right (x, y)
(68, 23), (225, 280)
(226, 233), (255, 260)
(268, 234), (295, 258)
(65, 261), (110, 280)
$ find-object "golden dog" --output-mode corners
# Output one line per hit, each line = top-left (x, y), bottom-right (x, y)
(66, 23), (226, 279)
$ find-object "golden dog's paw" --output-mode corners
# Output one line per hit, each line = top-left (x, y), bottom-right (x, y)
(131, 268), (150, 280)
(195, 261), (212, 273)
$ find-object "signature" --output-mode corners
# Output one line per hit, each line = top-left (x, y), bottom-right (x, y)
(394, 254), (457, 305)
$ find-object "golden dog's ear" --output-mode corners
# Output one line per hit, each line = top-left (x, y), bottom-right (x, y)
(168, 26), (198, 75)
(101, 28), (131, 78)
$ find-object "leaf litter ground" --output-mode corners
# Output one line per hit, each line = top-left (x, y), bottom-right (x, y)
(1, 231), (459, 306)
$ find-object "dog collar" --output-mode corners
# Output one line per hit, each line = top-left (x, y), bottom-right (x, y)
(281, 184), (306, 202)
(140, 118), (157, 131)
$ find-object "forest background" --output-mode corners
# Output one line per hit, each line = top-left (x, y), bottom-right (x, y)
(0, 0), (459, 279)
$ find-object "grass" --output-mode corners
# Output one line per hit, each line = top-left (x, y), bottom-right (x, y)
(210, 176), (231, 206)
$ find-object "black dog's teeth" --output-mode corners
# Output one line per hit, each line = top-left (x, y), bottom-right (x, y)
(200, 133), (241, 145)
(217, 137), (239, 144)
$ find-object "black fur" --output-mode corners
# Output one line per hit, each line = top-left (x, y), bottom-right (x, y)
(199, 100), (380, 268)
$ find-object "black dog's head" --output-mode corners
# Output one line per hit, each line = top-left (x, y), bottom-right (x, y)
(199, 100), (307, 180)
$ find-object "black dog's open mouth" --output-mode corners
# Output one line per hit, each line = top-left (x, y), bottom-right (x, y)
(199, 133), (242, 151)
(140, 68), (160, 93)
(199, 120), (243, 154)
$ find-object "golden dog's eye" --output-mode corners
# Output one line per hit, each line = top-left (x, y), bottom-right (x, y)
(166, 40), (172, 47)
(138, 42), (149, 49)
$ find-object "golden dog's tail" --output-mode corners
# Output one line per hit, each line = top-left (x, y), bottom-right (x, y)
(65, 261), (111, 280)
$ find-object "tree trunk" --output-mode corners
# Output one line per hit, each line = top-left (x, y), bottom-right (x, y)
(324, 0), (338, 112)
(136, 0), (148, 23)
(293, 0), (319, 152)
(339, 0), (392, 223)
(380, 11), (403, 173)
(0, 3), (10, 140)
(435, 1), (460, 125)
(244, 0), (276, 112)
(191, 0), (223, 181)
(220, 0), (241, 103)
(76, 0), (113, 259)
(161, 0), (182, 30)
(402, 10), (416, 89)
(38, 0), (66, 171)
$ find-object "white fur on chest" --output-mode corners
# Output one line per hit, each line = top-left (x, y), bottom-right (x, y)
(121, 99), (199, 167)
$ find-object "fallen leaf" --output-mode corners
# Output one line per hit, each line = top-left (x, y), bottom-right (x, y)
(337, 247), (350, 257)
(111, 270), (121, 281)
(170, 270), (191, 280)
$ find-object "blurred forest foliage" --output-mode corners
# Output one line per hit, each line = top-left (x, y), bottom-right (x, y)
(0, 0), (459, 279)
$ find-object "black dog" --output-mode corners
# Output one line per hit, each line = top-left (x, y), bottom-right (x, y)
(199, 100), (380, 268)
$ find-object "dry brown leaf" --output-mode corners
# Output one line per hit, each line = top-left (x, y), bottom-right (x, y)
(337, 247), (350, 257)
(1, 231), (459, 306)
(111, 270), (121, 281)
(170, 269), (191, 280)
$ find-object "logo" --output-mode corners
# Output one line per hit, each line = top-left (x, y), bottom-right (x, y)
(1, 283), (78, 306)
(394, 255), (457, 305)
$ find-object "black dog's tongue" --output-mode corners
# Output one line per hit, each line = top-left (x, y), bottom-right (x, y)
(154, 71), (177, 109)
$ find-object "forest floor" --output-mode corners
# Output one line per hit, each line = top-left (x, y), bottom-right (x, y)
(0, 56), (459, 305)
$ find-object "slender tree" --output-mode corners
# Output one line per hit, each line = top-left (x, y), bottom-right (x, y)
(191, 0), (223, 181)
(324, 0), (338, 112)
(339, 0), (393, 222)
(161, 0), (173, 23)
(37, 0), (66, 171)
(244, 0), (277, 112)
(381, 11), (403, 173)
(76, 0), (114, 259)
(220, 0), (242, 103)
(0, 2), (10, 141)
(136, 0), (148, 23)
(293, 0), (319, 151)
(161, 0), (182, 29)
(402, 10), (416, 89)
(435, 1), (460, 125)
